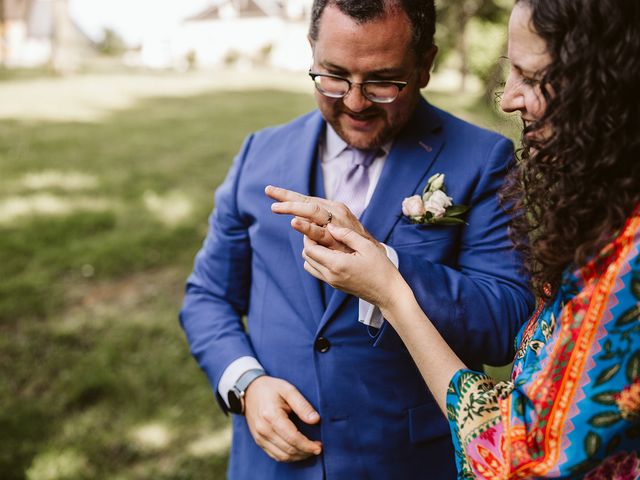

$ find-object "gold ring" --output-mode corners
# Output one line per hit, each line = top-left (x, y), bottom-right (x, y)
(325, 211), (333, 226)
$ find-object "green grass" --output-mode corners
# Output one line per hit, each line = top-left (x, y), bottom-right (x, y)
(0, 81), (514, 479)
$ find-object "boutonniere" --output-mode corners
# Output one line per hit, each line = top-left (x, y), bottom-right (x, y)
(402, 173), (470, 225)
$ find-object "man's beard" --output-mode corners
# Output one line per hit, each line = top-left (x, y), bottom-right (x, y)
(329, 103), (392, 149)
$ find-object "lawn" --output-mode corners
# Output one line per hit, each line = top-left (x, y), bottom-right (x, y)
(0, 73), (517, 480)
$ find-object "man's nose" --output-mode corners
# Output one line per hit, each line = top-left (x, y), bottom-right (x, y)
(342, 84), (373, 112)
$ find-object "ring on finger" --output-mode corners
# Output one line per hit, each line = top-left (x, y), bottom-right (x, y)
(324, 210), (333, 226)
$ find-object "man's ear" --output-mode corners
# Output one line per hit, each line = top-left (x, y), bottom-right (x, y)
(417, 45), (438, 89)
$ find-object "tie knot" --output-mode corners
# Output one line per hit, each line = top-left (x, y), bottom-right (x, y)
(350, 147), (379, 168)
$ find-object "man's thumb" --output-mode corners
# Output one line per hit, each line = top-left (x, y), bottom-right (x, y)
(284, 388), (320, 424)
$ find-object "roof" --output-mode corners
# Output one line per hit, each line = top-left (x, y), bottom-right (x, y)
(4, 0), (32, 21)
(186, 0), (284, 21)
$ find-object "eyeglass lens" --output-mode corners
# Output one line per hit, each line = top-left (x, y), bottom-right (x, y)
(313, 76), (400, 103)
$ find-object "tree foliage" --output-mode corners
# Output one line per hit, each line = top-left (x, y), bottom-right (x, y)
(97, 28), (126, 56)
(435, 0), (511, 93)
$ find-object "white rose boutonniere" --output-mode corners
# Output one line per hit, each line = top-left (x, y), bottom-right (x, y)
(402, 173), (470, 225)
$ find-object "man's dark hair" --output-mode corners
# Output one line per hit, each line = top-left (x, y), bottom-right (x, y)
(308, 0), (436, 60)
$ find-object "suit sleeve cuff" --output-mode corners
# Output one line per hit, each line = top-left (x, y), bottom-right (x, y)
(218, 356), (264, 408)
(358, 244), (399, 329)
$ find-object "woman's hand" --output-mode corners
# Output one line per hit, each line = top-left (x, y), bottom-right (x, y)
(266, 185), (377, 253)
(302, 224), (410, 310)
(308, 226), (466, 415)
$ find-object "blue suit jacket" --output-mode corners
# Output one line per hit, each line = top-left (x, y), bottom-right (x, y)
(180, 99), (534, 479)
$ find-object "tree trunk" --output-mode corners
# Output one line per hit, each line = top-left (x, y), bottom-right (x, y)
(50, 0), (73, 73)
(457, 10), (469, 93)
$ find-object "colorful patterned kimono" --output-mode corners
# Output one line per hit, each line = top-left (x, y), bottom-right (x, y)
(447, 211), (640, 479)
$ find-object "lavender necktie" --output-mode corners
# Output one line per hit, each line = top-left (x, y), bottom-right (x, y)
(332, 147), (378, 219)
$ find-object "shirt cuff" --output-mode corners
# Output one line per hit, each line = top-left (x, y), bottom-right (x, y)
(358, 244), (399, 329)
(218, 356), (265, 408)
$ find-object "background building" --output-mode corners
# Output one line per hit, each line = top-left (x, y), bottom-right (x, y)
(138, 0), (312, 71)
(0, 0), (95, 71)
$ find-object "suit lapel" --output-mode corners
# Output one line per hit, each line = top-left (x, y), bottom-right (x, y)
(318, 100), (445, 331)
(284, 113), (327, 330)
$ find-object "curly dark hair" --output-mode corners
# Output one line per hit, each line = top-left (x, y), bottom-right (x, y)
(502, 0), (640, 298)
(308, 0), (436, 61)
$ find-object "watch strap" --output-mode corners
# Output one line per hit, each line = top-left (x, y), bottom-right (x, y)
(235, 368), (266, 394)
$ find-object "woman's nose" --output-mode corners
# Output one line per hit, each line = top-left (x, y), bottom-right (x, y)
(501, 74), (524, 114)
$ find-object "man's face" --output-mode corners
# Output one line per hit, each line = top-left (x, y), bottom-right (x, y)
(310, 5), (435, 149)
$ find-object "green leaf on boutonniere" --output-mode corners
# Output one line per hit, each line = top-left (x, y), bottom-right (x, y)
(445, 205), (471, 217)
(431, 217), (467, 225)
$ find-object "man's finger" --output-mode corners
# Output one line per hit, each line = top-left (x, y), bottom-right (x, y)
(280, 386), (321, 426)
(257, 434), (298, 462)
(298, 223), (353, 253)
(258, 433), (313, 462)
(271, 412), (322, 456)
(292, 218), (332, 244)
(263, 424), (317, 460)
(272, 201), (332, 227)
(265, 185), (311, 203)
(271, 201), (317, 217)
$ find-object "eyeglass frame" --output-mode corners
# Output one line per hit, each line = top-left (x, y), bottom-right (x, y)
(308, 71), (410, 104)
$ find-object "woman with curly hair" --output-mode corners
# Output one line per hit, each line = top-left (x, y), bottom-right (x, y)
(271, 0), (640, 477)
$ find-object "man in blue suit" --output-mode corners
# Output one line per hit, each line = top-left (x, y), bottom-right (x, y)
(180, 1), (534, 478)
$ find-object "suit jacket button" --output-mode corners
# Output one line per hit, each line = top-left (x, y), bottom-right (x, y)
(314, 337), (331, 353)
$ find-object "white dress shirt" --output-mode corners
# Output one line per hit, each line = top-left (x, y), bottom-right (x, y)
(218, 125), (399, 406)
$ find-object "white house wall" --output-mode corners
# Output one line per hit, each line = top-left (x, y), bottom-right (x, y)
(270, 21), (310, 71)
(140, 17), (311, 71)
(5, 21), (51, 67)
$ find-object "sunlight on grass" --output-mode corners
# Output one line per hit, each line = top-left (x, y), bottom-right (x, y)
(0, 70), (311, 122)
(21, 170), (99, 191)
(130, 423), (174, 451)
(0, 194), (112, 224)
(0, 75), (514, 479)
(187, 426), (232, 457)
(143, 190), (193, 227)
(26, 449), (91, 480)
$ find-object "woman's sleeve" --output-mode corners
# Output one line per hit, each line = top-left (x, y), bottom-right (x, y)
(446, 237), (640, 479)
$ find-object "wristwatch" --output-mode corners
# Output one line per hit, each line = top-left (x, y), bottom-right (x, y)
(227, 368), (266, 414)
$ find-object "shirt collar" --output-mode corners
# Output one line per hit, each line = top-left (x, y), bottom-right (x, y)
(323, 124), (392, 162)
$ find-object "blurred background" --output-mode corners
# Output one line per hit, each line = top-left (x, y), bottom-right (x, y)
(0, 0), (517, 478)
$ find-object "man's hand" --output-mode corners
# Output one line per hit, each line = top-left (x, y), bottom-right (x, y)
(244, 376), (322, 462)
(266, 185), (378, 253)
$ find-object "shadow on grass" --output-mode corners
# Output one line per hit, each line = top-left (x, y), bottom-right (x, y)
(0, 86), (514, 478)
(0, 88), (318, 478)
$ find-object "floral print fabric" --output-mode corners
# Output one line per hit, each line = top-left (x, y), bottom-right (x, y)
(446, 211), (640, 479)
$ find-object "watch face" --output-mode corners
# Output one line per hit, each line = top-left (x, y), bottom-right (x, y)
(227, 390), (243, 414)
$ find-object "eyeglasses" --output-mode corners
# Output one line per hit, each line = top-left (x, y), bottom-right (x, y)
(308, 71), (409, 104)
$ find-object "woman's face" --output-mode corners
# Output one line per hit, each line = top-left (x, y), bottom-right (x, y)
(501, 2), (552, 136)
